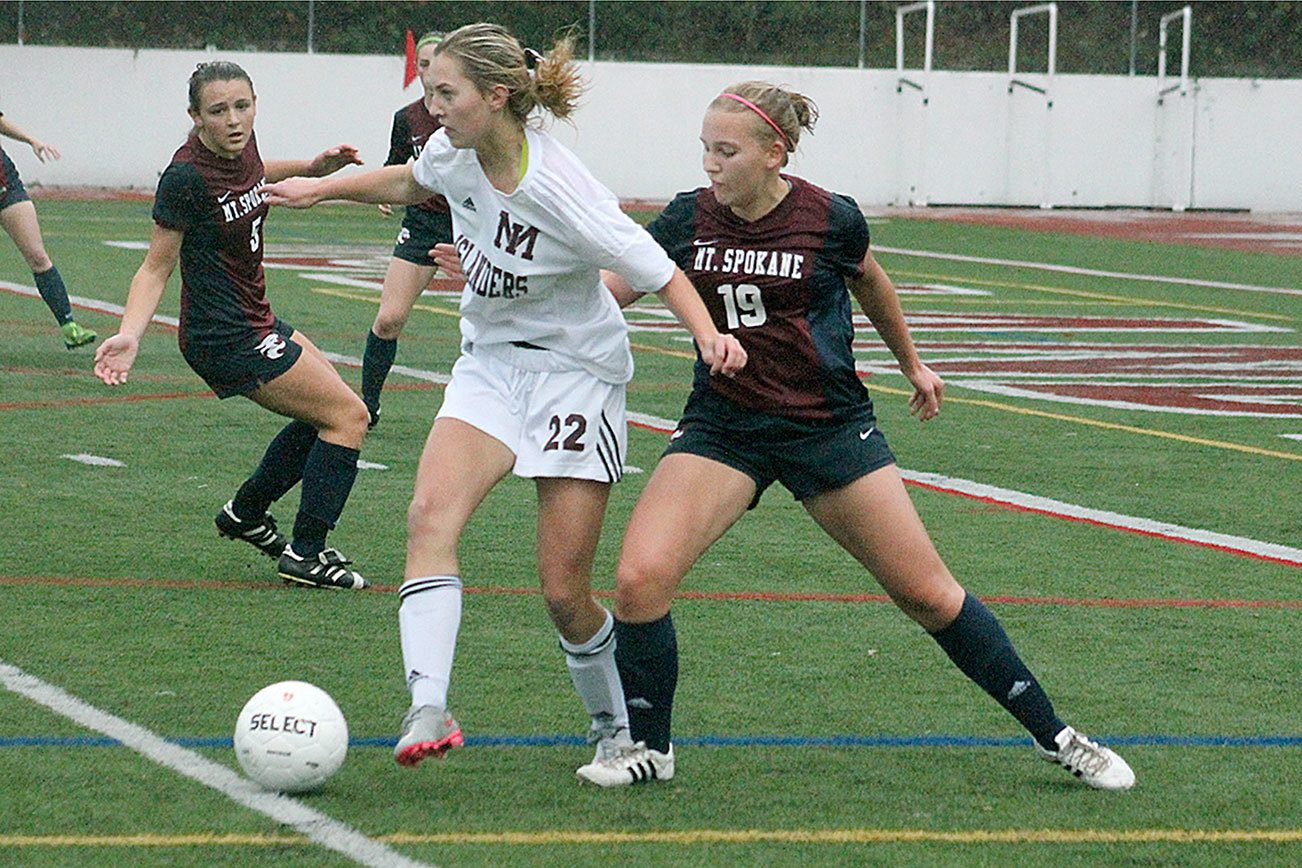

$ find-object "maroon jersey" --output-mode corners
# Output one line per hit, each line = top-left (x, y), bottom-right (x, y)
(386, 99), (450, 214)
(646, 176), (873, 422)
(153, 132), (273, 354)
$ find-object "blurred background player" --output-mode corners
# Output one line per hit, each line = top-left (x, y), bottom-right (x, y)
(589, 81), (1136, 791)
(362, 30), (454, 430)
(0, 110), (96, 349)
(262, 23), (745, 778)
(94, 61), (371, 590)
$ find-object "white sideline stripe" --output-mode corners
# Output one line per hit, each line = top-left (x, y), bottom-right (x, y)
(873, 245), (1302, 297)
(62, 453), (125, 467)
(0, 662), (432, 868)
(1282, 434), (1302, 442)
(627, 412), (1302, 566)
(357, 460), (389, 470)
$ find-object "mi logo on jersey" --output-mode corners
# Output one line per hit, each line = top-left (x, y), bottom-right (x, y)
(255, 333), (287, 360)
(495, 211), (540, 261)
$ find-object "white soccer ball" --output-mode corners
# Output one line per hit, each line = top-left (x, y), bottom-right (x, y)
(233, 680), (348, 793)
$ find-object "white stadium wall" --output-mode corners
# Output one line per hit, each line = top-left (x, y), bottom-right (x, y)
(2, 44), (1300, 210)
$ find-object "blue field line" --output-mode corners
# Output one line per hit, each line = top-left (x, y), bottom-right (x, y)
(3, 733), (1300, 749)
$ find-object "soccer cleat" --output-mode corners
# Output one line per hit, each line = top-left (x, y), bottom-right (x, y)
(277, 547), (367, 590)
(394, 705), (463, 766)
(576, 738), (674, 787)
(215, 501), (288, 558)
(61, 321), (97, 349)
(1035, 726), (1135, 790)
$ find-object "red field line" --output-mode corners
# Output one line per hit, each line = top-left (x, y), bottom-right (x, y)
(0, 390), (213, 411)
(1, 575), (1297, 608)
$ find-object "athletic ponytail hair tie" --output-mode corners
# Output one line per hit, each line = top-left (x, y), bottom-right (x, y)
(523, 48), (544, 70)
(719, 92), (792, 150)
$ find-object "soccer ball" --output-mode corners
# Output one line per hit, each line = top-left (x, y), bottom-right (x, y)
(233, 680), (348, 793)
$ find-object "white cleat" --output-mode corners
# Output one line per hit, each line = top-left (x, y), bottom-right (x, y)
(576, 737), (674, 788)
(1035, 726), (1135, 790)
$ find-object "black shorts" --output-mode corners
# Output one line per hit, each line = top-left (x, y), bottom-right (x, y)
(181, 318), (302, 399)
(662, 389), (896, 509)
(0, 150), (31, 211)
(392, 207), (453, 267)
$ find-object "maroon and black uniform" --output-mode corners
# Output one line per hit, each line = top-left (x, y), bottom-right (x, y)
(0, 111), (32, 211)
(153, 131), (301, 398)
(385, 99), (452, 265)
(647, 176), (895, 503)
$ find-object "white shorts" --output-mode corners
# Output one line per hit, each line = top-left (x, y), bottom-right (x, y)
(436, 350), (628, 483)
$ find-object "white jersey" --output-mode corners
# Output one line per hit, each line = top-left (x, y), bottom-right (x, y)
(411, 127), (675, 384)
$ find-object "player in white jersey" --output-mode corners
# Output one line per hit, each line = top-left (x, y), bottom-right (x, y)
(261, 22), (746, 780)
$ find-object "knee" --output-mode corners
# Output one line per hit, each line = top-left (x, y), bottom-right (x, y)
(331, 395), (370, 446)
(892, 577), (965, 632)
(541, 586), (589, 634)
(371, 312), (407, 341)
(613, 555), (674, 622)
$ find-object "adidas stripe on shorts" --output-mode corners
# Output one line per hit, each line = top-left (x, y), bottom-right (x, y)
(436, 348), (627, 483)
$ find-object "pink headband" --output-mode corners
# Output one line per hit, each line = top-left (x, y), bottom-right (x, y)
(718, 92), (792, 150)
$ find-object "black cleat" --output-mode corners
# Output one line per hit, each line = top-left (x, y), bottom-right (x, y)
(278, 547), (368, 590)
(215, 501), (288, 558)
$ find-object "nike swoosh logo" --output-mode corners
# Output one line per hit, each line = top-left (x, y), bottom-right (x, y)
(217, 190), (233, 202)
(692, 238), (718, 246)
(670, 430), (685, 440)
(859, 427), (876, 440)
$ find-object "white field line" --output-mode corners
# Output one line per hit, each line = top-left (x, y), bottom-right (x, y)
(0, 662), (432, 868)
(61, 453), (125, 467)
(872, 245), (1302, 297)
(6, 281), (1295, 566)
(627, 410), (1302, 567)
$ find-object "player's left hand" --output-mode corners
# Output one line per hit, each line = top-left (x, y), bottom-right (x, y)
(309, 145), (363, 177)
(701, 333), (747, 378)
(30, 139), (60, 163)
(904, 363), (944, 421)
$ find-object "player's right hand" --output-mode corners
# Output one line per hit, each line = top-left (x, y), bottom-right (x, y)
(94, 334), (139, 386)
(430, 242), (465, 279)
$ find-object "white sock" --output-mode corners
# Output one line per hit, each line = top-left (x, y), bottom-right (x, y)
(560, 608), (630, 736)
(398, 575), (462, 710)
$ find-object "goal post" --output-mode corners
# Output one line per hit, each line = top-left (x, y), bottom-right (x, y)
(1008, 3), (1057, 208)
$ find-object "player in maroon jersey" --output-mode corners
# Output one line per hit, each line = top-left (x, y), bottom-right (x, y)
(94, 61), (371, 590)
(0, 110), (97, 349)
(362, 30), (455, 429)
(587, 81), (1135, 790)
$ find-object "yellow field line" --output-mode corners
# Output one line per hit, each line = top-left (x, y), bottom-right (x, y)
(309, 285), (460, 317)
(861, 381), (1302, 461)
(313, 286), (1301, 462)
(889, 269), (1296, 322)
(6, 828), (1299, 847)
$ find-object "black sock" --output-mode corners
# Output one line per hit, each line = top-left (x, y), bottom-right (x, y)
(230, 421), (318, 520)
(34, 266), (73, 325)
(930, 593), (1065, 750)
(361, 331), (398, 411)
(291, 439), (359, 558)
(614, 613), (678, 753)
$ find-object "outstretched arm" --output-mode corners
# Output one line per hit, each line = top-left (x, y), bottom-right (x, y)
(261, 163), (429, 209)
(94, 225), (183, 386)
(650, 268), (747, 377)
(847, 248), (943, 421)
(263, 144), (362, 183)
(0, 114), (60, 162)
